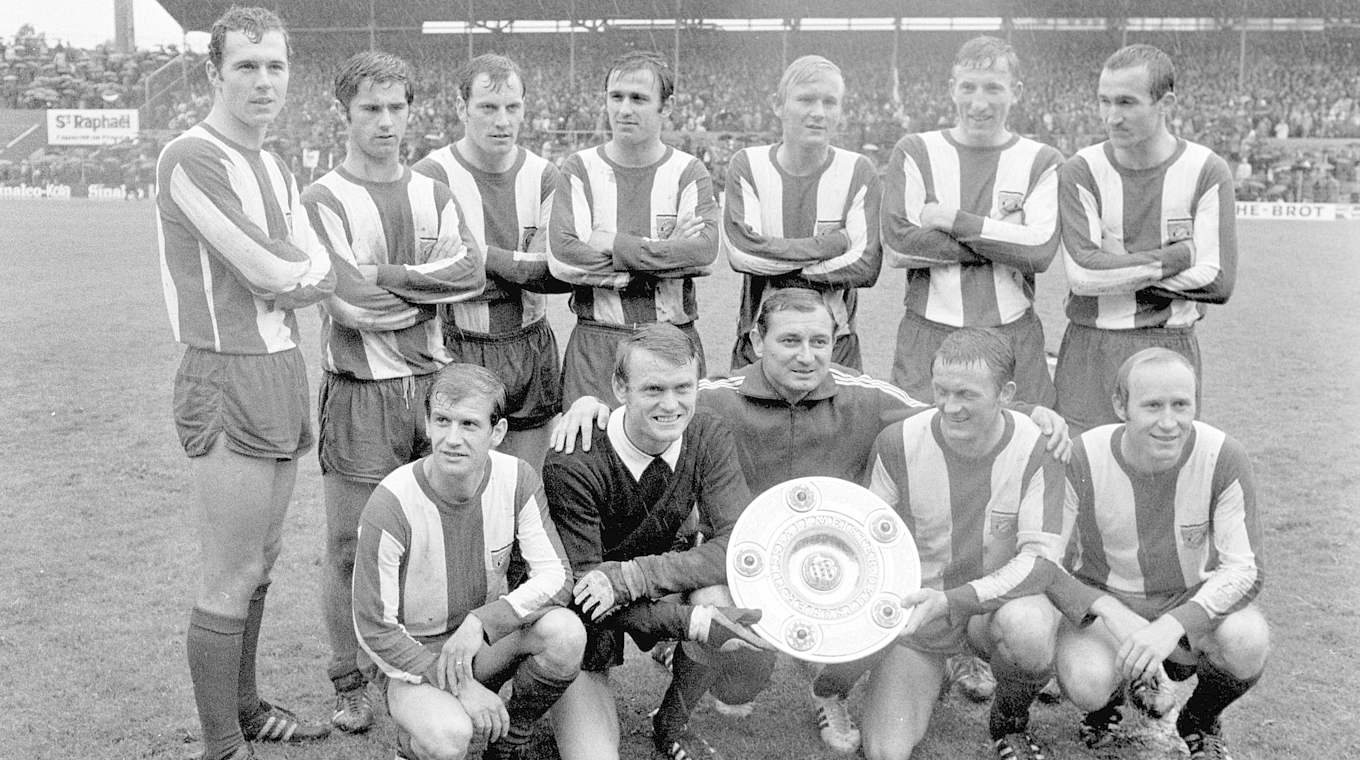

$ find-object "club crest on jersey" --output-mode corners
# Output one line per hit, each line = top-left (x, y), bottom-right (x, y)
(490, 543), (513, 571)
(990, 512), (1018, 539)
(519, 226), (538, 252)
(1179, 522), (1210, 548)
(655, 214), (677, 239)
(815, 219), (844, 235)
(1166, 218), (1194, 243)
(997, 191), (1025, 215)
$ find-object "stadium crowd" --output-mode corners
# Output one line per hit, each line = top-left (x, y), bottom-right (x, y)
(3, 24), (1359, 201)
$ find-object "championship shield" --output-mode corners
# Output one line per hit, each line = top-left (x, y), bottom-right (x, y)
(727, 476), (921, 663)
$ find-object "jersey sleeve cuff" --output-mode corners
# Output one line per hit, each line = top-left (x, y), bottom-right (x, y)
(470, 600), (521, 643)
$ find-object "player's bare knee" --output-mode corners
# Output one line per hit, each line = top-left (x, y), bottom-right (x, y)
(531, 608), (587, 676)
(412, 718), (473, 760)
(1056, 645), (1119, 710)
(990, 597), (1057, 672)
(1205, 606), (1271, 677)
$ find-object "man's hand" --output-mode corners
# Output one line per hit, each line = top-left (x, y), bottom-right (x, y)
(670, 211), (705, 240)
(899, 587), (949, 638)
(436, 614), (483, 694)
(455, 679), (509, 744)
(919, 202), (956, 233)
(1116, 615), (1185, 683)
(1028, 405), (1073, 463)
(587, 229), (616, 253)
(573, 566), (630, 621)
(550, 396), (610, 454)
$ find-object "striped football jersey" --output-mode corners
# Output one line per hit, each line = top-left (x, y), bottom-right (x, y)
(548, 145), (718, 326)
(1066, 421), (1262, 637)
(722, 144), (882, 340)
(302, 167), (485, 380)
(157, 122), (334, 354)
(413, 145), (563, 337)
(352, 452), (572, 685)
(870, 408), (1067, 613)
(1059, 139), (1237, 330)
(882, 130), (1061, 327)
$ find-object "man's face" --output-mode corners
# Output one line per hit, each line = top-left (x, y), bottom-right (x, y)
(210, 29), (289, 131)
(425, 392), (507, 485)
(753, 307), (835, 398)
(613, 349), (698, 454)
(606, 67), (668, 149)
(1098, 65), (1169, 153)
(776, 70), (844, 152)
(1115, 361), (1196, 472)
(346, 78), (409, 166)
(950, 63), (1020, 146)
(458, 72), (524, 161)
(931, 359), (1013, 452)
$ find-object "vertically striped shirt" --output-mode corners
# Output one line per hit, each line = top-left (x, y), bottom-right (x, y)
(548, 145), (718, 326)
(722, 144), (882, 340)
(352, 452), (572, 686)
(302, 167), (485, 380)
(882, 130), (1062, 327)
(156, 122), (335, 354)
(1059, 139), (1237, 330)
(413, 145), (563, 337)
(1066, 422), (1263, 638)
(870, 409), (1068, 616)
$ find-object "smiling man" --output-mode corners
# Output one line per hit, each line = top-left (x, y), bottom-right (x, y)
(414, 54), (566, 472)
(1054, 44), (1238, 433)
(548, 51), (719, 406)
(882, 35), (1062, 410)
(351, 364), (584, 760)
(1054, 349), (1268, 759)
(542, 324), (770, 760)
(722, 55), (881, 371)
(155, 8), (335, 759)
(811, 328), (1082, 760)
(300, 50), (488, 735)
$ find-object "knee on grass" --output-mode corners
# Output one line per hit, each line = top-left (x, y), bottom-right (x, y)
(409, 721), (474, 760)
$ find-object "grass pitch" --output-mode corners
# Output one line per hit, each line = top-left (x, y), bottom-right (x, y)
(0, 198), (1356, 759)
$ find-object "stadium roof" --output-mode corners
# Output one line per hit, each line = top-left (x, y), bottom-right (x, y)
(157, 0), (1356, 34)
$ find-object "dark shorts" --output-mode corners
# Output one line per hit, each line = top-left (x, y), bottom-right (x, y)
(318, 371), (435, 483)
(1053, 322), (1201, 433)
(445, 319), (562, 431)
(891, 309), (1056, 408)
(173, 347), (313, 460)
(560, 319), (706, 406)
(730, 331), (861, 373)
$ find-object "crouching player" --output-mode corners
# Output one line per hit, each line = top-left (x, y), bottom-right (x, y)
(1056, 348), (1268, 759)
(811, 328), (1085, 760)
(351, 364), (585, 760)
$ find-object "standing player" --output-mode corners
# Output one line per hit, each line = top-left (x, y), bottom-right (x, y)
(301, 51), (487, 734)
(414, 53), (565, 472)
(812, 329), (1082, 760)
(351, 364), (585, 760)
(543, 325), (771, 760)
(1054, 44), (1237, 433)
(548, 51), (719, 405)
(882, 35), (1062, 409)
(1055, 349), (1268, 759)
(722, 55), (881, 371)
(155, 8), (334, 760)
